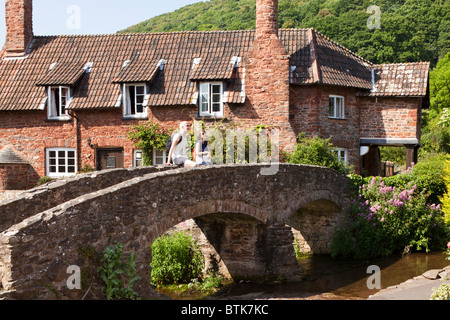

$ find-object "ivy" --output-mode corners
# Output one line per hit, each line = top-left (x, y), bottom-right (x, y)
(127, 120), (171, 166)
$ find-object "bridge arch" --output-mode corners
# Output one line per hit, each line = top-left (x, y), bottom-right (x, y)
(0, 164), (352, 299)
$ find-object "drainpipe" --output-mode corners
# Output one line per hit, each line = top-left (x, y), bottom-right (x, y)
(68, 110), (81, 172)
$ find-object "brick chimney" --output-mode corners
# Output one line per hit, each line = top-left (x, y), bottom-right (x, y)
(255, 0), (279, 38)
(245, 0), (297, 151)
(4, 0), (33, 57)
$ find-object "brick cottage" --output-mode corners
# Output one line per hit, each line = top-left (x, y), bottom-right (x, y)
(0, 0), (429, 190)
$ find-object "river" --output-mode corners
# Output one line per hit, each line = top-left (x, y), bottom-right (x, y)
(212, 252), (449, 300)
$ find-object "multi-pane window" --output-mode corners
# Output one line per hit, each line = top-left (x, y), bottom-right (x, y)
(124, 84), (147, 117)
(199, 82), (223, 117)
(153, 149), (167, 165)
(334, 148), (348, 164)
(48, 86), (71, 119)
(134, 150), (143, 167)
(329, 95), (345, 119)
(46, 148), (76, 177)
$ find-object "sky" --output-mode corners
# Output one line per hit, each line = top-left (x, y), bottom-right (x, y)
(0, 0), (205, 44)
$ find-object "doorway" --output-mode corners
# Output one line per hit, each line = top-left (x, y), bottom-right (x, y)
(97, 148), (124, 170)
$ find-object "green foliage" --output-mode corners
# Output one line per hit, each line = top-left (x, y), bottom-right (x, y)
(78, 163), (95, 174)
(331, 172), (449, 259)
(119, 0), (449, 67)
(430, 52), (450, 113)
(204, 121), (274, 165)
(285, 133), (353, 175)
(440, 158), (450, 225)
(97, 242), (140, 300)
(430, 283), (450, 300)
(36, 176), (54, 186)
(150, 232), (205, 286)
(382, 154), (447, 205)
(127, 120), (171, 166)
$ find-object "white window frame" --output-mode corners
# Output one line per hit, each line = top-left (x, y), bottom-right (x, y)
(47, 86), (72, 120)
(153, 149), (167, 165)
(123, 83), (148, 118)
(46, 148), (77, 177)
(199, 82), (224, 118)
(334, 148), (348, 164)
(133, 150), (144, 167)
(329, 95), (345, 119)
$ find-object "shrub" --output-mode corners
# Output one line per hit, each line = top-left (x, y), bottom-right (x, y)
(440, 158), (450, 225)
(285, 133), (353, 175)
(430, 283), (450, 300)
(331, 176), (449, 258)
(150, 232), (205, 286)
(382, 153), (447, 205)
(36, 176), (54, 186)
(97, 242), (140, 300)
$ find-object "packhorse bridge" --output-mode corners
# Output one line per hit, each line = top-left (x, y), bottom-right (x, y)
(0, 163), (352, 300)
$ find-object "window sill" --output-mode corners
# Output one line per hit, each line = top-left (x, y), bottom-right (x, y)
(328, 117), (347, 120)
(45, 117), (72, 122)
(121, 115), (149, 121)
(195, 115), (226, 121)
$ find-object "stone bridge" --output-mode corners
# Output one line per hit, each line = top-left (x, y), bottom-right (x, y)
(0, 163), (352, 300)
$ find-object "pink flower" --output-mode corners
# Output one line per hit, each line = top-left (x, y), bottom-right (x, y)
(447, 242), (450, 249)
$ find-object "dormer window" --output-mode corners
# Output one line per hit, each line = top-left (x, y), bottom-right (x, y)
(199, 82), (223, 118)
(48, 86), (71, 120)
(123, 83), (148, 118)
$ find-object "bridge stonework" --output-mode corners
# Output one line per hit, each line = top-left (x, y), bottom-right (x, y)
(0, 164), (352, 300)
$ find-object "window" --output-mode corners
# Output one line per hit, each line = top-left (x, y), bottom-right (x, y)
(123, 83), (147, 118)
(134, 150), (143, 167)
(48, 86), (71, 120)
(329, 95), (345, 119)
(46, 148), (77, 177)
(199, 82), (223, 117)
(334, 148), (348, 164)
(153, 149), (167, 165)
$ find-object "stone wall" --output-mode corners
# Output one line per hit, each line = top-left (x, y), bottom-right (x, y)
(0, 166), (171, 233)
(0, 164), (351, 300)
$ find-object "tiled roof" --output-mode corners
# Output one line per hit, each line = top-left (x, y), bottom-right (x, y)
(0, 147), (28, 164)
(367, 62), (430, 97)
(36, 61), (87, 86)
(0, 29), (429, 111)
(189, 56), (237, 81)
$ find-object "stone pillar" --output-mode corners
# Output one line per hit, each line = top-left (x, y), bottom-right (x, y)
(4, 0), (33, 57)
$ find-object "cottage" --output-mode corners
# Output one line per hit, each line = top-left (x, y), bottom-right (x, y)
(0, 0), (429, 189)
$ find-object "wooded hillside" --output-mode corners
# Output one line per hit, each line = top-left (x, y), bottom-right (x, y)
(120, 0), (449, 67)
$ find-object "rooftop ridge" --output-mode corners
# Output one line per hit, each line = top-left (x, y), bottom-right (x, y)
(312, 29), (373, 67)
(31, 27), (319, 39)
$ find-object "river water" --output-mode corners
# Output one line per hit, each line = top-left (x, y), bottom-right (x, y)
(213, 252), (449, 300)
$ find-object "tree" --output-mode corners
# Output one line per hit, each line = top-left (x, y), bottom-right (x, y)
(430, 52), (450, 113)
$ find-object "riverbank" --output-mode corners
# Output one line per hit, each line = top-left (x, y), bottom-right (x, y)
(367, 265), (450, 300)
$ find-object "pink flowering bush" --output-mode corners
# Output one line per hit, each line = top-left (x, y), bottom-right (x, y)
(331, 175), (449, 259)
